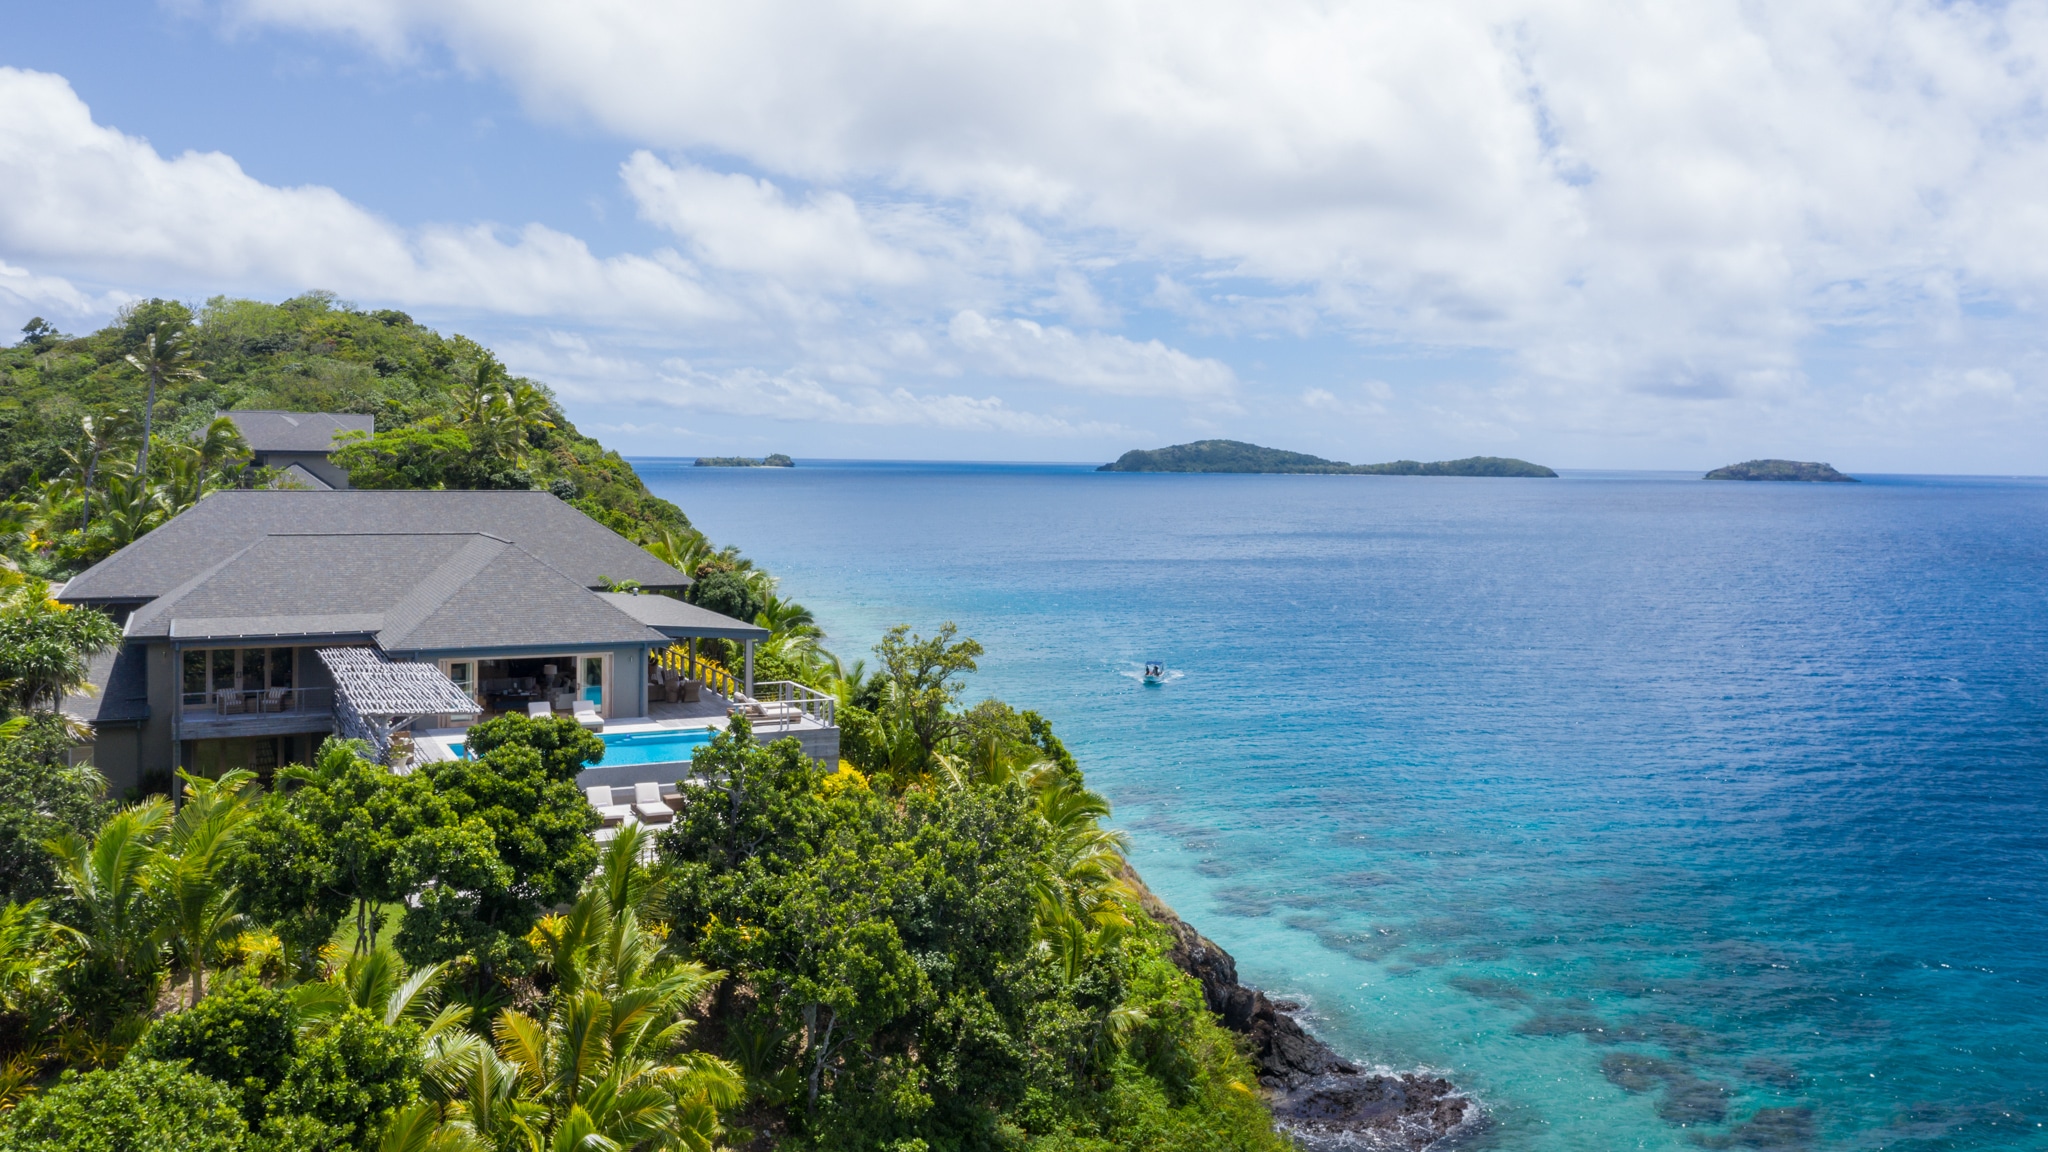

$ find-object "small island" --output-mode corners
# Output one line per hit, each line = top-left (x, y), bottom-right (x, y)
(694, 453), (794, 468)
(1099, 439), (1556, 477)
(1704, 459), (1857, 482)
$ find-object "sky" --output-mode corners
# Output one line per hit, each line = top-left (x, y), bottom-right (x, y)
(3, 1), (2047, 472)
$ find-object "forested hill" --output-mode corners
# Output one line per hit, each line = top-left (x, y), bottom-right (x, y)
(0, 294), (688, 575)
(1100, 439), (1557, 477)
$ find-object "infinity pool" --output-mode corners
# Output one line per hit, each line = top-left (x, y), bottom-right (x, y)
(448, 727), (714, 766)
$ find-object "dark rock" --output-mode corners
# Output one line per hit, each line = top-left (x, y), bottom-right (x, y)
(1123, 865), (1475, 1150)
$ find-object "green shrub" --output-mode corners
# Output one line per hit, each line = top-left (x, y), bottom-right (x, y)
(0, 1058), (245, 1152)
(132, 976), (298, 1122)
(262, 1010), (421, 1152)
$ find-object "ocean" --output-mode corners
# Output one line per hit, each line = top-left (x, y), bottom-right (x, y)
(633, 459), (2048, 1152)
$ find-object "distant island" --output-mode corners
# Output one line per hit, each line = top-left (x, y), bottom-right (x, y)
(1704, 459), (1857, 482)
(1099, 439), (1557, 477)
(694, 453), (794, 468)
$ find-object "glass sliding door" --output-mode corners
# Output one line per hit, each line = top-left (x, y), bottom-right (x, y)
(181, 647), (298, 711)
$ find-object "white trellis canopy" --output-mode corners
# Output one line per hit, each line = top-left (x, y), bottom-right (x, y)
(316, 646), (479, 762)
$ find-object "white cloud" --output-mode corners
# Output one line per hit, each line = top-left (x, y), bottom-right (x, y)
(0, 260), (127, 320)
(226, 0), (2048, 402)
(649, 361), (1127, 436)
(621, 152), (925, 288)
(946, 310), (1235, 399)
(0, 67), (731, 326)
(1302, 381), (1392, 419)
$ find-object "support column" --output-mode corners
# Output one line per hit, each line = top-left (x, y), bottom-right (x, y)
(744, 640), (754, 700)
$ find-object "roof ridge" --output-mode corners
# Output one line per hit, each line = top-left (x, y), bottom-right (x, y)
(374, 536), (513, 649)
(121, 539), (263, 638)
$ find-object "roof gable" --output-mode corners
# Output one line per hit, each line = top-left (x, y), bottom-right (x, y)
(222, 411), (375, 453)
(121, 532), (668, 652)
(61, 490), (689, 604)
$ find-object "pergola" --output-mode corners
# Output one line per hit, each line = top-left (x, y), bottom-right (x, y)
(316, 646), (481, 762)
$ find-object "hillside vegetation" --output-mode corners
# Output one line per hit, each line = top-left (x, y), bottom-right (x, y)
(1704, 459), (1857, 482)
(0, 298), (1290, 1152)
(0, 295), (690, 575)
(1100, 439), (1556, 477)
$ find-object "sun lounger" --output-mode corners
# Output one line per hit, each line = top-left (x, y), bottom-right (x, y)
(527, 701), (553, 719)
(632, 781), (672, 824)
(585, 785), (636, 826)
(574, 701), (603, 731)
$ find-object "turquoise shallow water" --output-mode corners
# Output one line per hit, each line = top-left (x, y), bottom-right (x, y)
(634, 459), (2048, 1151)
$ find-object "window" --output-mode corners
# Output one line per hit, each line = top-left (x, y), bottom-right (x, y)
(182, 647), (298, 708)
(583, 656), (604, 708)
(446, 661), (472, 700)
(183, 651), (207, 705)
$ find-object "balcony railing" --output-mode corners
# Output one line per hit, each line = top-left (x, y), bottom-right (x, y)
(182, 687), (334, 717)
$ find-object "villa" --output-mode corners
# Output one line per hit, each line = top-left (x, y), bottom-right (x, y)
(57, 488), (837, 799)
(219, 409), (376, 490)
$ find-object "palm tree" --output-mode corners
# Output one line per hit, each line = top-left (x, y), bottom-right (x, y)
(155, 770), (260, 1006)
(1028, 773), (1135, 982)
(123, 323), (204, 483)
(753, 593), (819, 643)
(94, 468), (162, 551)
(643, 528), (713, 577)
(437, 825), (742, 1152)
(45, 800), (173, 1010)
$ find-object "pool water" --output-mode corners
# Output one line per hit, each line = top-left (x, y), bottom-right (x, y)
(448, 726), (713, 766)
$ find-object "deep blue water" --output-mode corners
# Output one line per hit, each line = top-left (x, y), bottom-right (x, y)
(633, 459), (2048, 1151)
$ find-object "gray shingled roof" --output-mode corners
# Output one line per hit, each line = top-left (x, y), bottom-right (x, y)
(60, 491), (689, 604)
(271, 463), (334, 491)
(63, 644), (150, 725)
(124, 533), (669, 653)
(596, 591), (769, 640)
(222, 411), (375, 453)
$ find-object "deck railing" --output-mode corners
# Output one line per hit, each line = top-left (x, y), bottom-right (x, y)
(746, 680), (836, 727)
(653, 648), (743, 700)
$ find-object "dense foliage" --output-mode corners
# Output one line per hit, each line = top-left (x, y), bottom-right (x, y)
(1099, 438), (1556, 476)
(0, 305), (1285, 1149)
(0, 296), (689, 577)
(1703, 458), (1857, 482)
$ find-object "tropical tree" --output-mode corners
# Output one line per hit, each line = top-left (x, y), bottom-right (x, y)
(45, 799), (173, 1021)
(57, 413), (132, 537)
(424, 824), (740, 1152)
(123, 321), (204, 483)
(872, 623), (984, 771)
(1027, 772), (1135, 982)
(155, 769), (261, 1006)
(0, 580), (121, 717)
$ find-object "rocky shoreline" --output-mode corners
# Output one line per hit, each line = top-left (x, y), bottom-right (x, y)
(1124, 866), (1476, 1150)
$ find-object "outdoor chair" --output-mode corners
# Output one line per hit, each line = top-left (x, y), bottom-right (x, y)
(574, 701), (603, 731)
(262, 687), (288, 713)
(526, 701), (553, 719)
(632, 781), (672, 824)
(217, 691), (247, 715)
(586, 785), (637, 826)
